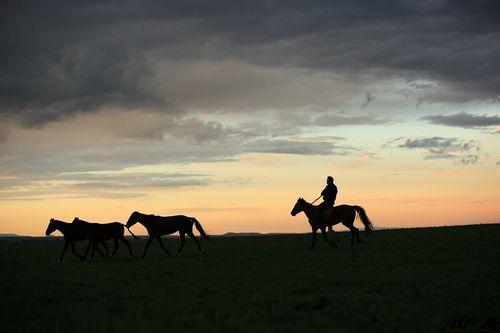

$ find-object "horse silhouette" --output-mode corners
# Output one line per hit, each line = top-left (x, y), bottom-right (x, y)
(45, 218), (108, 262)
(125, 211), (209, 259)
(291, 198), (373, 248)
(72, 217), (138, 261)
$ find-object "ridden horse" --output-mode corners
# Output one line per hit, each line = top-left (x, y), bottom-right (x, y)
(290, 198), (374, 248)
(45, 218), (108, 262)
(125, 211), (209, 258)
(72, 218), (138, 261)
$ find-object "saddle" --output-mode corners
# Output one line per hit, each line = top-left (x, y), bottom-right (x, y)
(309, 207), (334, 225)
(321, 208), (334, 222)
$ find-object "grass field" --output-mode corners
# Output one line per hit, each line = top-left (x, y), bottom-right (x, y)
(1, 224), (499, 333)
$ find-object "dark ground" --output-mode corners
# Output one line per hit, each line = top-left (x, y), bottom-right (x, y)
(0, 224), (499, 333)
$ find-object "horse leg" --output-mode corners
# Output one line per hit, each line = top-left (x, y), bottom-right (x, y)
(58, 240), (70, 263)
(89, 241), (98, 261)
(309, 228), (318, 250)
(141, 236), (154, 259)
(70, 242), (84, 262)
(188, 232), (204, 254)
(321, 227), (337, 247)
(94, 244), (106, 258)
(348, 226), (359, 246)
(156, 236), (173, 258)
(102, 242), (110, 257)
(111, 238), (119, 256)
(119, 236), (136, 257)
(356, 228), (363, 243)
(328, 224), (340, 243)
(82, 240), (92, 261)
(175, 232), (186, 257)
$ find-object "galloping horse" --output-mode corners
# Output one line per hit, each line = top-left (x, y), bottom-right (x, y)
(290, 198), (374, 248)
(72, 218), (138, 260)
(125, 211), (209, 258)
(45, 218), (108, 262)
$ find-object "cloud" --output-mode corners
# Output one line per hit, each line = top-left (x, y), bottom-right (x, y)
(1, 0), (499, 128)
(361, 92), (375, 109)
(0, 121), (11, 142)
(390, 136), (481, 164)
(0, 171), (211, 201)
(168, 118), (238, 144)
(243, 138), (354, 155)
(313, 113), (387, 126)
(421, 112), (500, 128)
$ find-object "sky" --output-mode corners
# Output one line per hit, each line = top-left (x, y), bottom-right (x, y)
(1, 0), (499, 236)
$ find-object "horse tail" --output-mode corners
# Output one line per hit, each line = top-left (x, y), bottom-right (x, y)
(191, 218), (210, 241)
(120, 223), (140, 240)
(353, 205), (374, 235)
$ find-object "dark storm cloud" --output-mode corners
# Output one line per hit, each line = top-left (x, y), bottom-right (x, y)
(389, 136), (481, 164)
(1, 0), (499, 127)
(421, 112), (500, 128)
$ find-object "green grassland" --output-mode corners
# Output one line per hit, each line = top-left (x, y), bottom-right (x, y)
(1, 224), (499, 333)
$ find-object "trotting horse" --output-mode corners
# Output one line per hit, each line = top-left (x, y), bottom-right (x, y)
(125, 211), (210, 259)
(290, 198), (374, 248)
(45, 218), (108, 262)
(72, 218), (139, 261)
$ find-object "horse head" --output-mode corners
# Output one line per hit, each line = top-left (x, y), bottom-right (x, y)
(126, 211), (140, 228)
(45, 218), (57, 236)
(290, 197), (305, 216)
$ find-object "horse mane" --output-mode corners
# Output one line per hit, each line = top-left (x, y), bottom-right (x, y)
(51, 218), (68, 224)
(73, 217), (90, 224)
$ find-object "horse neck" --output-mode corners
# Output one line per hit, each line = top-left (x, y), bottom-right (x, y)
(135, 213), (152, 228)
(302, 202), (315, 220)
(54, 221), (70, 235)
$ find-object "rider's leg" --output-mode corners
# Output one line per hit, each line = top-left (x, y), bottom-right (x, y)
(314, 201), (326, 225)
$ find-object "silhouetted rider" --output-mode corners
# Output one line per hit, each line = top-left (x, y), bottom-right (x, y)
(314, 176), (337, 225)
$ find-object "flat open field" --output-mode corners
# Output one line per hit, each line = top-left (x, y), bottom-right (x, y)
(1, 224), (499, 333)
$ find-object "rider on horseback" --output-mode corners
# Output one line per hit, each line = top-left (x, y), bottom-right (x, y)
(313, 176), (337, 225)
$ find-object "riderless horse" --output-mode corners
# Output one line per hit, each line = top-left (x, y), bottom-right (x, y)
(72, 218), (138, 260)
(125, 211), (209, 259)
(290, 198), (373, 248)
(45, 218), (108, 262)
